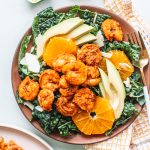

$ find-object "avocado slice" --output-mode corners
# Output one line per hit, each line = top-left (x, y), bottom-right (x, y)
(37, 17), (84, 57)
(66, 24), (93, 40)
(75, 33), (97, 46)
(99, 68), (120, 118)
(106, 59), (126, 119)
(99, 60), (126, 119)
(99, 82), (109, 99)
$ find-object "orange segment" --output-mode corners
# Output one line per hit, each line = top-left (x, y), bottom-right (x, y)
(43, 37), (78, 66)
(99, 50), (134, 80)
(72, 97), (115, 135)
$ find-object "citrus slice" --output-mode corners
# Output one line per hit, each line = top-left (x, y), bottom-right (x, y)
(99, 50), (134, 81)
(72, 97), (115, 135)
(43, 37), (78, 66)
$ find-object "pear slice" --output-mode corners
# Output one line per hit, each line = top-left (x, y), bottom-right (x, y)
(37, 17), (84, 58)
(106, 59), (126, 119)
(75, 33), (97, 46)
(106, 59), (126, 100)
(65, 24), (93, 40)
(99, 68), (119, 119)
(99, 82), (109, 99)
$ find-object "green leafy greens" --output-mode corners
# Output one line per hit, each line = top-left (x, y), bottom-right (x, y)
(17, 6), (145, 137)
(102, 41), (141, 67)
(78, 9), (111, 35)
(125, 72), (145, 105)
(16, 91), (24, 104)
(32, 108), (78, 136)
(18, 35), (45, 80)
(89, 86), (102, 96)
(105, 101), (138, 135)
(30, 92), (78, 136)
(18, 35), (31, 64)
(32, 6), (111, 40)
(18, 35), (33, 80)
(32, 6), (79, 40)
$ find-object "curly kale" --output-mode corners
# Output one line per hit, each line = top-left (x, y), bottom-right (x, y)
(32, 6), (80, 39)
(57, 117), (78, 136)
(125, 72), (145, 105)
(63, 5), (80, 20)
(32, 108), (78, 136)
(102, 41), (141, 67)
(32, 16), (40, 41)
(32, 6), (111, 40)
(18, 35), (31, 64)
(18, 35), (44, 80)
(32, 109), (61, 134)
(89, 86), (102, 96)
(78, 9), (111, 35)
(18, 35), (32, 79)
(16, 91), (24, 104)
(105, 101), (138, 135)
(31, 91), (78, 136)
(32, 7), (64, 38)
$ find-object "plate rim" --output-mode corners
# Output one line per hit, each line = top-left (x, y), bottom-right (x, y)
(0, 123), (53, 150)
(11, 5), (146, 145)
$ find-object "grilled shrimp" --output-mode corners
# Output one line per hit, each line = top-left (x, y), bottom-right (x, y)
(38, 89), (54, 112)
(56, 96), (78, 116)
(73, 88), (96, 111)
(62, 61), (87, 85)
(59, 75), (70, 89)
(101, 19), (123, 42)
(52, 54), (76, 72)
(59, 87), (78, 97)
(19, 76), (39, 101)
(77, 44), (102, 66)
(39, 69), (60, 91)
(59, 75), (78, 97)
(83, 66), (100, 86)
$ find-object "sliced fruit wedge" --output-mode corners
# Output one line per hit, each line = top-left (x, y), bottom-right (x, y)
(37, 17), (83, 57)
(99, 60), (126, 119)
(43, 37), (78, 66)
(72, 97), (115, 135)
(75, 33), (97, 46)
(99, 50), (134, 81)
(65, 24), (93, 40)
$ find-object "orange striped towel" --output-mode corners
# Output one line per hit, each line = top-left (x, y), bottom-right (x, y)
(85, 0), (150, 149)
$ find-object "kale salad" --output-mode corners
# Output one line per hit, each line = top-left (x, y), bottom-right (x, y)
(16, 6), (145, 137)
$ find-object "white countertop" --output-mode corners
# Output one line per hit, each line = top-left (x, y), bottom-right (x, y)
(0, 0), (149, 150)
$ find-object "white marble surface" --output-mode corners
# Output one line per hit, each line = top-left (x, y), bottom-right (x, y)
(0, 0), (149, 150)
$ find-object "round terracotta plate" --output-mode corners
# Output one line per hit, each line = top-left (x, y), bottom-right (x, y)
(11, 6), (150, 145)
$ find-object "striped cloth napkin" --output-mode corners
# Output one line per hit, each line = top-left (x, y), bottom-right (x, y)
(85, 0), (150, 149)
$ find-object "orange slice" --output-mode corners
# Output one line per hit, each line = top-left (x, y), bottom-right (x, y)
(99, 50), (134, 81)
(72, 97), (115, 135)
(43, 37), (78, 66)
